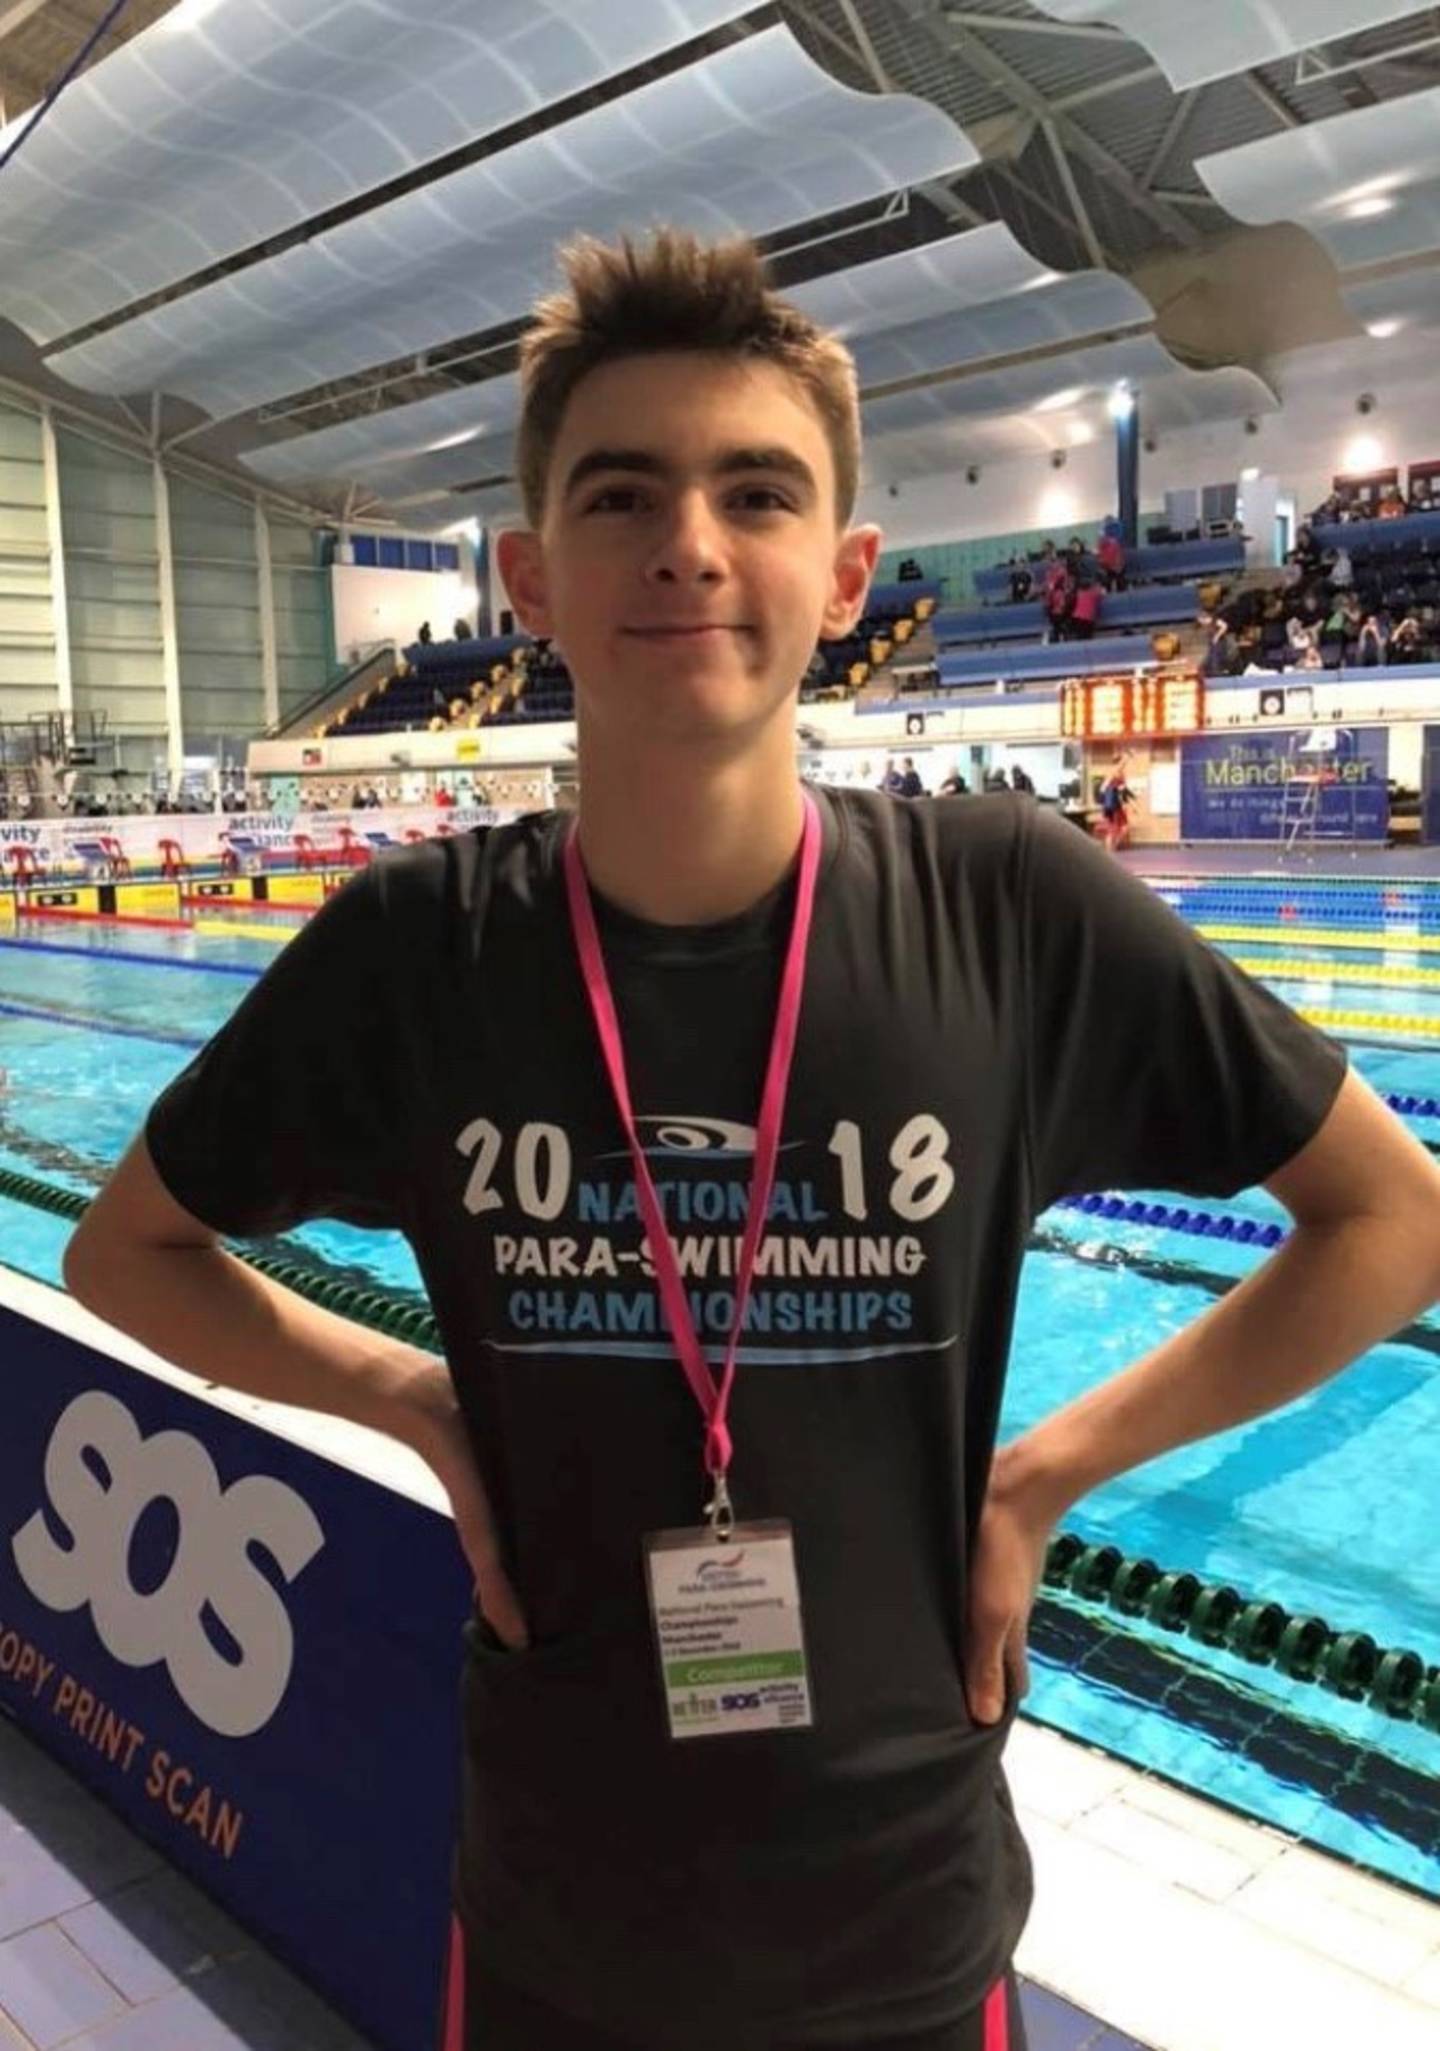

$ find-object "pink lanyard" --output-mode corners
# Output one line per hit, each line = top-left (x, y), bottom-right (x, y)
(562, 791), (821, 1535)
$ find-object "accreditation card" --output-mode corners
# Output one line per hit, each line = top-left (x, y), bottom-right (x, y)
(643, 1519), (815, 1741)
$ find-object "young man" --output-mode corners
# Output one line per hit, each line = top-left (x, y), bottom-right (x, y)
(64, 231), (1440, 2051)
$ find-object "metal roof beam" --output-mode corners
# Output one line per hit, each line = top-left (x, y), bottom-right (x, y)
(0, 0), (54, 46)
(941, 10), (1126, 38)
(1242, 68), (1302, 128)
(1050, 64), (1163, 113)
(1041, 117), (1103, 266)
(1141, 83), (1200, 191)
(932, 11), (1199, 246)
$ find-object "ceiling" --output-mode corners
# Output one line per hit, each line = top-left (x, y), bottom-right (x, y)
(0, 0), (1437, 529)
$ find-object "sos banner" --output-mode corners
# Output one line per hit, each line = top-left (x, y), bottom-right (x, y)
(0, 1303), (469, 2051)
(1180, 727), (1389, 841)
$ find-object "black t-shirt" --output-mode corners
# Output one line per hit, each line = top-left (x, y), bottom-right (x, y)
(145, 790), (1345, 2049)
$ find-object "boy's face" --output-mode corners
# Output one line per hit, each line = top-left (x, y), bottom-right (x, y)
(498, 352), (879, 751)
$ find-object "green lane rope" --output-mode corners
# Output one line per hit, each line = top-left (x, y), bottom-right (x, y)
(0, 1164), (435, 1349)
(5, 1162), (1437, 1732)
(1042, 1533), (1440, 1733)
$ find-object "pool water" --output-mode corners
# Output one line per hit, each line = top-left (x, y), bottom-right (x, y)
(2, 889), (1438, 1898)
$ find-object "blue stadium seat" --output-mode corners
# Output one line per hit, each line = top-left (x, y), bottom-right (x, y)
(935, 634), (1157, 689)
(973, 536), (1243, 603)
(933, 582), (1201, 648)
(1310, 511), (1440, 558)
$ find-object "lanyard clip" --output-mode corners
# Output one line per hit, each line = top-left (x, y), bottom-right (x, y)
(704, 1470), (736, 1543)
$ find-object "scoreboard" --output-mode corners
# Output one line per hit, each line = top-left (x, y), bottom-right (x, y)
(1060, 669), (1204, 740)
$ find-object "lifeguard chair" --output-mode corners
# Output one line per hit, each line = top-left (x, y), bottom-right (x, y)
(157, 838), (189, 880)
(1279, 727), (1342, 858)
(5, 844), (46, 885)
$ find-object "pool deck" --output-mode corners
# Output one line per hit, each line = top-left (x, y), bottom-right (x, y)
(1124, 844), (1440, 880)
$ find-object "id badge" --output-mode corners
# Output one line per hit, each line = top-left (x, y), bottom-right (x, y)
(643, 1519), (815, 1741)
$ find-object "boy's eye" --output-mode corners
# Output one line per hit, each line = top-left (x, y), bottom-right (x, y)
(732, 486), (793, 512)
(585, 487), (645, 512)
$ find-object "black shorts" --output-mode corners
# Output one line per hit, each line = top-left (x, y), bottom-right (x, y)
(439, 1914), (1030, 2051)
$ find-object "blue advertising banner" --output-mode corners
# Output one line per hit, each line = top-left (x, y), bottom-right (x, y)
(1180, 727), (1389, 841)
(0, 1306), (469, 2051)
(1424, 727), (1440, 846)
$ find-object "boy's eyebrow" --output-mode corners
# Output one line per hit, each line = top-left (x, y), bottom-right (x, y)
(562, 446), (818, 500)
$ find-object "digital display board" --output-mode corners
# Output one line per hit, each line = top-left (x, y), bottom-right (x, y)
(1060, 670), (1204, 739)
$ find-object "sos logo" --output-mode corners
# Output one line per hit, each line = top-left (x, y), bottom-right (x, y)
(11, 1391), (325, 1738)
(721, 1692), (762, 1713)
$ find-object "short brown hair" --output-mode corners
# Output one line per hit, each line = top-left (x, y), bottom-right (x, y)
(514, 227), (860, 527)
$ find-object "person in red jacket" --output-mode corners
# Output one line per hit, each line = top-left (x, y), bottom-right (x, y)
(1096, 530), (1127, 592)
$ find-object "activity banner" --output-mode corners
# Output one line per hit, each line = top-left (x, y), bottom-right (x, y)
(1179, 727), (1389, 841)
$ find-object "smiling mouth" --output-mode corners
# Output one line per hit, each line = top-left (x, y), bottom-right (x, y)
(622, 624), (743, 638)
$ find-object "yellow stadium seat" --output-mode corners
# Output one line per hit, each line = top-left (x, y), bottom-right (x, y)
(428, 715), (444, 732)
(893, 617), (914, 644)
(914, 595), (936, 621)
(849, 660), (869, 688)
(869, 636), (892, 666)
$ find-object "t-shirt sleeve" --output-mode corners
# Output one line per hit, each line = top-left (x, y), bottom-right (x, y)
(1020, 806), (1347, 1211)
(144, 865), (405, 1238)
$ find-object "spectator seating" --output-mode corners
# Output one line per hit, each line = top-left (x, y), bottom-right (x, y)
(1310, 510), (1440, 558)
(803, 579), (942, 700)
(932, 581), (1204, 649)
(933, 634), (1157, 692)
(865, 579), (941, 622)
(973, 535), (1243, 603)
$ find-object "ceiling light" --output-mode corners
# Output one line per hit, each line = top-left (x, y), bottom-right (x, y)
(1066, 420), (1095, 446)
(1018, 270), (1063, 294)
(1366, 318), (1402, 339)
(1240, 465), (1260, 482)
(1343, 432), (1384, 473)
(1107, 383), (1136, 421)
(163, 0), (225, 29)
(1034, 386), (1086, 413)
(1345, 196), (1395, 220)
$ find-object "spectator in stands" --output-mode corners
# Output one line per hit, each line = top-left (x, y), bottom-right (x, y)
(1377, 486), (1406, 521)
(878, 758), (906, 796)
(937, 766), (968, 796)
(1292, 525), (1323, 580)
(897, 556), (924, 581)
(1069, 578), (1103, 641)
(1325, 544), (1354, 593)
(898, 757), (925, 799)
(1096, 529), (1127, 593)
(1044, 559), (1076, 642)
(1356, 611), (1390, 666)
(454, 618), (473, 640)
(1007, 558), (1033, 605)
(1201, 613), (1235, 677)
(1390, 611), (1424, 662)
(351, 784), (366, 810)
(418, 621), (434, 646)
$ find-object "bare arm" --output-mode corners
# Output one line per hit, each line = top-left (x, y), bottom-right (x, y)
(63, 1133), (529, 1643)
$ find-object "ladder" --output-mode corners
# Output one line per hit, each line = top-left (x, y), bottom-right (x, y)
(1279, 773), (1321, 857)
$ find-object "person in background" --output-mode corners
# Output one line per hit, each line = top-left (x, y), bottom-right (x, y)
(878, 757), (906, 796)
(898, 757), (925, 799)
(1043, 558), (1075, 642)
(1069, 579), (1102, 641)
(1325, 544), (1354, 594)
(1096, 758), (1135, 852)
(1096, 529), (1127, 593)
(1356, 612), (1390, 666)
(418, 621), (434, 646)
(1008, 763), (1035, 797)
(897, 555), (924, 582)
(1390, 611), (1424, 663)
(454, 618), (473, 640)
(938, 765), (969, 796)
(1377, 485), (1406, 520)
(1007, 558), (1033, 605)
(1201, 613), (1235, 677)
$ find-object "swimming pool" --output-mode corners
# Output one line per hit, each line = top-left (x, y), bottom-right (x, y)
(2, 881), (1438, 1899)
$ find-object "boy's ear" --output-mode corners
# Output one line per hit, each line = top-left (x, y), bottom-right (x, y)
(820, 525), (883, 641)
(495, 528), (553, 638)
